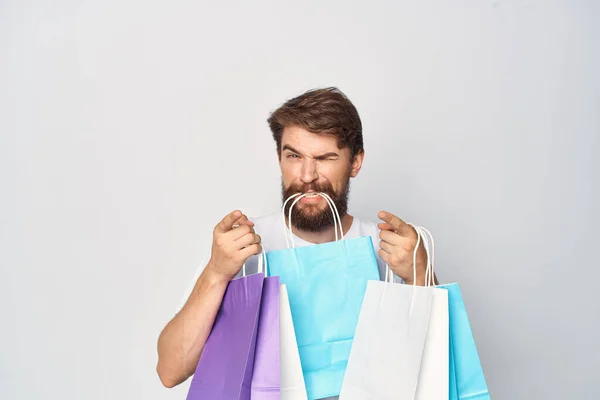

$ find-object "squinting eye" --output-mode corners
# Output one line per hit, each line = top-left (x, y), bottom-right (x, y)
(287, 154), (300, 159)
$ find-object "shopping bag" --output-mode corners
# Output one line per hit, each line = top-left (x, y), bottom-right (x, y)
(280, 284), (309, 400)
(186, 272), (265, 400)
(438, 283), (490, 400)
(251, 273), (281, 399)
(449, 331), (460, 400)
(339, 280), (433, 399)
(414, 288), (449, 400)
(267, 193), (380, 399)
(340, 224), (448, 400)
(415, 226), (449, 400)
(339, 228), (434, 400)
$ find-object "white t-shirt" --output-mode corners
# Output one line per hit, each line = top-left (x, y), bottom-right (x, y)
(176, 212), (404, 400)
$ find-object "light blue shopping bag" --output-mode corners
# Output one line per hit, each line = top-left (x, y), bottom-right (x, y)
(267, 236), (380, 400)
(439, 283), (490, 400)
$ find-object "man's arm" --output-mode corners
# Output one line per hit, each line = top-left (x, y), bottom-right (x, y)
(156, 210), (261, 388)
(156, 264), (229, 387)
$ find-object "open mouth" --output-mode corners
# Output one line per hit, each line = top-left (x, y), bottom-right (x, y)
(303, 192), (319, 198)
(299, 192), (324, 204)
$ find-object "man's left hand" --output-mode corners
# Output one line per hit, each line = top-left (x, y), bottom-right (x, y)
(377, 211), (427, 285)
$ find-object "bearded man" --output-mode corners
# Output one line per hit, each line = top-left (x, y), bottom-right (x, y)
(156, 87), (435, 397)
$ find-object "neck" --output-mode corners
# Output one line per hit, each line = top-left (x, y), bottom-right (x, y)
(288, 214), (354, 245)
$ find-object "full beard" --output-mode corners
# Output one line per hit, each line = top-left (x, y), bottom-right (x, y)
(281, 178), (350, 233)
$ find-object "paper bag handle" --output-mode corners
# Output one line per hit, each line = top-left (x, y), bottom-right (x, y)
(242, 249), (268, 277)
(384, 224), (435, 287)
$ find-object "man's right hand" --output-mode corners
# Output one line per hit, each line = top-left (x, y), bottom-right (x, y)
(207, 210), (262, 283)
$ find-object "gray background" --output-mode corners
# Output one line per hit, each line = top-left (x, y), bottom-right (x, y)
(1, 0), (598, 399)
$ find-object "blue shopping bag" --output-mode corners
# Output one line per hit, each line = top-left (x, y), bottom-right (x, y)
(267, 236), (379, 399)
(439, 283), (490, 400)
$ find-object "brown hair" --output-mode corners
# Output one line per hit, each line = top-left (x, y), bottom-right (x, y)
(267, 87), (364, 159)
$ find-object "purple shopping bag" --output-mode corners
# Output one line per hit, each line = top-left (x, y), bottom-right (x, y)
(186, 272), (265, 400)
(251, 275), (281, 399)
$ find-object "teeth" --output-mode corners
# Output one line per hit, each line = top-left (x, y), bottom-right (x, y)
(305, 193), (318, 198)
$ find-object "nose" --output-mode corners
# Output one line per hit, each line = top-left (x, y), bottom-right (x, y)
(300, 158), (318, 184)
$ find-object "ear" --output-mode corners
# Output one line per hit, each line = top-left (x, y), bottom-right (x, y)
(349, 150), (364, 178)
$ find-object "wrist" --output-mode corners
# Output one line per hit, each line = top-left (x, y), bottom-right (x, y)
(405, 266), (427, 286)
(205, 260), (233, 287)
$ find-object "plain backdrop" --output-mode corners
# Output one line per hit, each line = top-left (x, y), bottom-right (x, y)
(1, 0), (599, 399)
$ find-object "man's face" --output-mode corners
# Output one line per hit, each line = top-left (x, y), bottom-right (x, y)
(279, 125), (363, 232)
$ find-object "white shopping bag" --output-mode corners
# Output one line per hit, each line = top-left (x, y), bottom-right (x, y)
(339, 280), (433, 399)
(280, 284), (308, 400)
(339, 235), (433, 399)
(415, 225), (449, 400)
(340, 223), (451, 400)
(415, 288), (449, 400)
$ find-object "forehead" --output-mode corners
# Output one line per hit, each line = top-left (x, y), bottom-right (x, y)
(281, 126), (344, 154)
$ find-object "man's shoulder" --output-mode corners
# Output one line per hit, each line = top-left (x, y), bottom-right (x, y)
(351, 216), (381, 237)
(249, 212), (284, 234)
(249, 211), (282, 225)
(248, 212), (289, 252)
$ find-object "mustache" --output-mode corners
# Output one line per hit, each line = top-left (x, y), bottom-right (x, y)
(285, 183), (335, 194)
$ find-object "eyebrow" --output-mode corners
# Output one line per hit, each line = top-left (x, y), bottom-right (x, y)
(282, 145), (339, 159)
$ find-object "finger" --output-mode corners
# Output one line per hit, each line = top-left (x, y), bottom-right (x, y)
(235, 233), (261, 250)
(378, 248), (391, 265)
(377, 222), (394, 231)
(378, 211), (411, 236)
(225, 224), (255, 241)
(216, 210), (243, 232)
(379, 229), (403, 246)
(379, 240), (393, 254)
(239, 243), (263, 259)
(232, 215), (254, 228)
